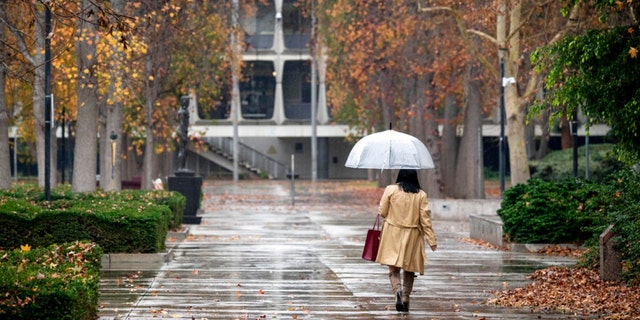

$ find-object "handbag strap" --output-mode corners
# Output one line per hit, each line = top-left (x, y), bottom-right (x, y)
(372, 215), (381, 230)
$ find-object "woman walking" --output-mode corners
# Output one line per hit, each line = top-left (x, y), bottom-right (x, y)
(375, 169), (437, 312)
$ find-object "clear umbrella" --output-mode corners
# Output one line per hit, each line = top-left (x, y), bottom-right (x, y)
(344, 129), (435, 170)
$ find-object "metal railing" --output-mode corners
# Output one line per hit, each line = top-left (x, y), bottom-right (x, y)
(204, 137), (288, 179)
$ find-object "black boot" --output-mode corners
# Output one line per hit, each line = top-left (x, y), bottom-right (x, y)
(395, 290), (403, 312)
(402, 271), (415, 313)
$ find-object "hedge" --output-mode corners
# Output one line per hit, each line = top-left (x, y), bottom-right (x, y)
(0, 241), (103, 320)
(498, 168), (640, 284)
(0, 185), (186, 253)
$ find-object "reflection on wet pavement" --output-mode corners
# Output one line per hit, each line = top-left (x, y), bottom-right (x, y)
(99, 180), (577, 319)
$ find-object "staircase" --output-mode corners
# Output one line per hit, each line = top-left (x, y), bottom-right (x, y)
(193, 137), (288, 179)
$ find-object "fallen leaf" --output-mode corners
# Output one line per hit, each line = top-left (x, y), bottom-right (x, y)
(488, 266), (640, 318)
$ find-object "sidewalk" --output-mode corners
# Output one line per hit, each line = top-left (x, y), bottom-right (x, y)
(98, 180), (577, 319)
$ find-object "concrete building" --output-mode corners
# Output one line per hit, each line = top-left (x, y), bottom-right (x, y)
(185, 0), (364, 180)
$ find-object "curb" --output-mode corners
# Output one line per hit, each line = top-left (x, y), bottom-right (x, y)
(100, 227), (189, 271)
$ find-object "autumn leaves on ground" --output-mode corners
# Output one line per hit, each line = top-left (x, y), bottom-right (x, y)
(206, 180), (640, 319)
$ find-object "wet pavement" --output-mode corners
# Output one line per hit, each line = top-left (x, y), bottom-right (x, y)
(98, 180), (579, 319)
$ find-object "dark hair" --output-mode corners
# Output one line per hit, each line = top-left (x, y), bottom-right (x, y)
(396, 169), (421, 193)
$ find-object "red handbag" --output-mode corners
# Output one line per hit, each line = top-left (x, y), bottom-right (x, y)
(362, 215), (381, 261)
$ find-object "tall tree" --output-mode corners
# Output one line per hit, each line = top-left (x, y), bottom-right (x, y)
(72, 0), (100, 192)
(418, 0), (589, 186)
(534, 1), (640, 163)
(119, 0), (233, 189)
(3, 1), (60, 188)
(99, 0), (127, 191)
(0, 10), (10, 189)
(318, 0), (490, 198)
(137, 1), (177, 189)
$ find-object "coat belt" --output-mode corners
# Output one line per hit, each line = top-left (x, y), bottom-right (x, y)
(384, 219), (418, 229)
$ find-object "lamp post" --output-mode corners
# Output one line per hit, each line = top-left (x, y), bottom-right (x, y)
(571, 109), (578, 177)
(44, 0), (52, 201)
(110, 130), (117, 189)
(499, 59), (506, 194)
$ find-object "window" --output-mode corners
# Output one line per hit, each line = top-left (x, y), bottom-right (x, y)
(240, 61), (276, 119)
(240, 1), (275, 49)
(282, 0), (311, 49)
(283, 60), (311, 119)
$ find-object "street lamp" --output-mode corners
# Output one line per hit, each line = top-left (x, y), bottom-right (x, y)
(110, 130), (117, 189)
(570, 110), (578, 177)
(44, 0), (52, 201)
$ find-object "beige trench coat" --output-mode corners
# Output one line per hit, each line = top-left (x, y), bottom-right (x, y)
(374, 184), (437, 275)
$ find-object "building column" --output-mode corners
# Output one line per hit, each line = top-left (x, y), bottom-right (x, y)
(273, 57), (286, 124)
(317, 53), (330, 124)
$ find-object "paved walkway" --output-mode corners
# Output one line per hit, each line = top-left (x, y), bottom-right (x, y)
(98, 180), (578, 319)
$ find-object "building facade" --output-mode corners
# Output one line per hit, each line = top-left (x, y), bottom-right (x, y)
(186, 0), (366, 180)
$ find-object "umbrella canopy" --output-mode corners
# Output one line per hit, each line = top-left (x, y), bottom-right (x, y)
(344, 129), (435, 169)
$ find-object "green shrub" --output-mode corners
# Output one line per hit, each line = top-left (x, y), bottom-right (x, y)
(499, 168), (640, 284)
(0, 197), (170, 253)
(0, 185), (185, 230)
(497, 178), (608, 244)
(601, 169), (640, 284)
(0, 185), (186, 252)
(0, 241), (102, 320)
(69, 189), (185, 230)
(125, 190), (185, 230)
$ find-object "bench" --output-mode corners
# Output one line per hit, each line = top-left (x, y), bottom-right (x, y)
(121, 176), (142, 189)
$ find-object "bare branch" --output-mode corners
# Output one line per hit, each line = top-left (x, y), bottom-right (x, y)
(547, 4), (581, 46)
(467, 29), (498, 46)
(0, 6), (36, 66)
(418, 2), (499, 78)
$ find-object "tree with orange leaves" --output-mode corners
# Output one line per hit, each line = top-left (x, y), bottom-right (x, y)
(317, 0), (494, 197)
(418, 0), (601, 186)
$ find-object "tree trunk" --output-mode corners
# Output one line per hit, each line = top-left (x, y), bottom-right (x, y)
(535, 108), (551, 160)
(2, 2), (56, 187)
(72, 0), (99, 192)
(101, 0), (125, 192)
(454, 63), (484, 198)
(142, 48), (157, 190)
(503, 1), (531, 185)
(377, 68), (395, 188)
(421, 76), (444, 199)
(143, 118), (155, 190)
(440, 87), (458, 197)
(33, 5), (57, 188)
(505, 92), (530, 184)
(0, 24), (10, 189)
(559, 113), (572, 149)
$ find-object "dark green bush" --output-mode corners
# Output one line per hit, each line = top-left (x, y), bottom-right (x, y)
(0, 185), (183, 253)
(0, 241), (102, 320)
(499, 168), (640, 284)
(602, 169), (640, 284)
(0, 198), (169, 253)
(498, 178), (609, 244)
(118, 190), (185, 230)
(0, 185), (185, 230)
